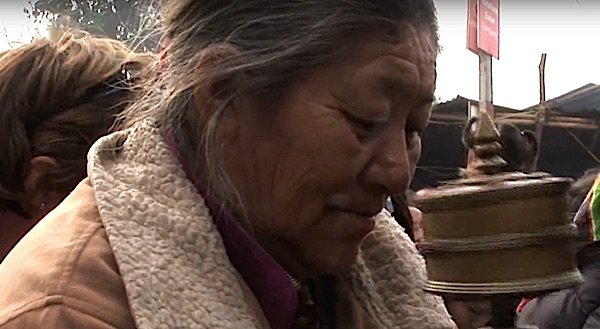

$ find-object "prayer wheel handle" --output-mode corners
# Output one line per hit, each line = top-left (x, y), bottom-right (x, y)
(461, 116), (480, 149)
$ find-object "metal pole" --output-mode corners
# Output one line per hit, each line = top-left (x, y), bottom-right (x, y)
(531, 53), (547, 171)
(479, 53), (493, 117)
(465, 52), (494, 175)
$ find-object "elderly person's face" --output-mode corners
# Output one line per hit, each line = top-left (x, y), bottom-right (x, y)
(217, 25), (436, 278)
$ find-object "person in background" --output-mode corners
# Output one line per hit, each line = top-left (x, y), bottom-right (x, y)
(567, 167), (600, 217)
(496, 123), (538, 172)
(0, 32), (152, 261)
(405, 196), (492, 329)
(516, 170), (600, 329)
(0, 1), (456, 328)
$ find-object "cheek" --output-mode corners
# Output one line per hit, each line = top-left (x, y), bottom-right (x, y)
(243, 111), (364, 237)
(274, 138), (361, 225)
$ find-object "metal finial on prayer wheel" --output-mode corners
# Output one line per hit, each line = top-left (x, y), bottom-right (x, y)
(466, 111), (507, 177)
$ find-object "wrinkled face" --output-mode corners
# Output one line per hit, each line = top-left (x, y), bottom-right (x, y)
(445, 299), (492, 329)
(222, 25), (437, 278)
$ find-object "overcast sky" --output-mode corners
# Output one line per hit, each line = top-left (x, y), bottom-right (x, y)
(1, 0), (599, 109)
(435, 0), (600, 109)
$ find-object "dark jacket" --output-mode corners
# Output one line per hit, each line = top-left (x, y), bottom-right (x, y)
(516, 243), (600, 329)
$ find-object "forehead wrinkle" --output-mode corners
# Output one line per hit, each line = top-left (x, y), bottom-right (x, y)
(395, 21), (439, 52)
(303, 26), (437, 105)
(373, 34), (436, 98)
(374, 56), (420, 97)
(389, 24), (437, 66)
(374, 51), (436, 102)
(395, 41), (436, 100)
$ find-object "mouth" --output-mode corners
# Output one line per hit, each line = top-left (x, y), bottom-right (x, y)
(325, 205), (383, 219)
(325, 194), (384, 218)
(323, 204), (380, 240)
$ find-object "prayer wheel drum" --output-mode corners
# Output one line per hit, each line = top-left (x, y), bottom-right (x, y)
(415, 172), (582, 295)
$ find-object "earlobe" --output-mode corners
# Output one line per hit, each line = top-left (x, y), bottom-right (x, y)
(22, 156), (59, 217)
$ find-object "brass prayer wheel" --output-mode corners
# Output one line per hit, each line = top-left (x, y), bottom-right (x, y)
(414, 112), (582, 295)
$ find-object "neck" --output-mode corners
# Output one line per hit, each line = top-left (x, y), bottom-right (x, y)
(257, 234), (315, 286)
(0, 210), (40, 260)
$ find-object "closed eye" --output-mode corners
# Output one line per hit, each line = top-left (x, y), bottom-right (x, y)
(341, 110), (388, 138)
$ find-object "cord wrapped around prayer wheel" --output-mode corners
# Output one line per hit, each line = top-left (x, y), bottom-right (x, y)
(415, 112), (582, 296)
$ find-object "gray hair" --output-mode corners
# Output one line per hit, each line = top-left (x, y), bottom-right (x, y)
(120, 0), (439, 224)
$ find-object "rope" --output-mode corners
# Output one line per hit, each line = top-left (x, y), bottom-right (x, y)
(563, 127), (600, 165)
(420, 224), (578, 253)
(424, 270), (583, 295)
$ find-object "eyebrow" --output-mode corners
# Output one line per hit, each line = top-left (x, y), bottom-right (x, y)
(377, 75), (433, 104)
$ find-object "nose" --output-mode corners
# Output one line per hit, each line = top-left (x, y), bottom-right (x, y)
(361, 133), (412, 196)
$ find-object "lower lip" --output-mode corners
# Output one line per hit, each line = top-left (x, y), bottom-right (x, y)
(333, 209), (376, 232)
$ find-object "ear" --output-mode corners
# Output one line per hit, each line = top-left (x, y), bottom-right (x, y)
(22, 156), (60, 217)
(192, 43), (241, 124)
(191, 43), (245, 146)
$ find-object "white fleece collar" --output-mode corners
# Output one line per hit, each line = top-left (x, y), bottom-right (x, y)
(87, 121), (454, 329)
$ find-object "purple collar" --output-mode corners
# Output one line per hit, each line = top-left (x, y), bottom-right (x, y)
(165, 132), (298, 329)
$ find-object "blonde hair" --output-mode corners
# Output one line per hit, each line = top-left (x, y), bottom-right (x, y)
(0, 32), (154, 213)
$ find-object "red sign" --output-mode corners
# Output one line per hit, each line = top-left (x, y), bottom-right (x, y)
(467, 0), (478, 54)
(467, 0), (500, 59)
(478, 0), (500, 58)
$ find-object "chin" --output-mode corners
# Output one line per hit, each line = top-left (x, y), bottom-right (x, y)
(304, 242), (363, 276)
